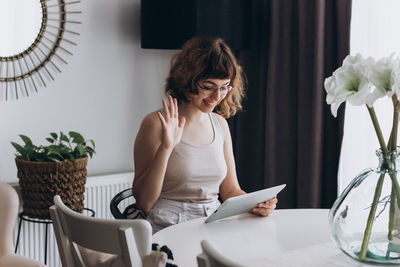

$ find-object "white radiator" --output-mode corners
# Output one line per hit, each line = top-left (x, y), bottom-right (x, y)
(13, 172), (133, 267)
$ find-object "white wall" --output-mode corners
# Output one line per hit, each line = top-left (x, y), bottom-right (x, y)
(0, 0), (175, 182)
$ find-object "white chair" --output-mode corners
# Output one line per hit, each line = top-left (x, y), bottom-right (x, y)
(197, 239), (244, 267)
(50, 195), (152, 267)
(0, 181), (44, 267)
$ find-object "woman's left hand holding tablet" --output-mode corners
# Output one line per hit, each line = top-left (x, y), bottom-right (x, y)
(251, 196), (278, 217)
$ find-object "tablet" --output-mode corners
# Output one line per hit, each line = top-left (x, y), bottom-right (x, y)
(204, 184), (286, 223)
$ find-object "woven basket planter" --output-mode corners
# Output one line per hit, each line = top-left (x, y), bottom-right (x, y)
(15, 157), (88, 219)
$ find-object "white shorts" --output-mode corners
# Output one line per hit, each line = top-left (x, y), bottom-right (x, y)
(147, 198), (220, 234)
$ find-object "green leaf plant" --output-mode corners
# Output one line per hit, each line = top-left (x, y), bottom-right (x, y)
(11, 131), (95, 162)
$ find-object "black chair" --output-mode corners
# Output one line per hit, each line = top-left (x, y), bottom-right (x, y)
(109, 189), (177, 265)
(110, 188), (146, 219)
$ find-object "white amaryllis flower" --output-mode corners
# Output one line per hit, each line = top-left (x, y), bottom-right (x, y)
(325, 54), (374, 117)
(368, 54), (400, 102)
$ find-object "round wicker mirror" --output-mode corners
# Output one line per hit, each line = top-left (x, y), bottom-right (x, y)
(0, 0), (81, 100)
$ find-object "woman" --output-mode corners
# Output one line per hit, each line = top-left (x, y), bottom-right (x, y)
(132, 37), (277, 233)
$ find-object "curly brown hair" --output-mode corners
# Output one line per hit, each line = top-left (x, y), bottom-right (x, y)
(165, 36), (246, 118)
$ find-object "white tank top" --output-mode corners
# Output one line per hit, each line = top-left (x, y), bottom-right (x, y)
(160, 113), (227, 203)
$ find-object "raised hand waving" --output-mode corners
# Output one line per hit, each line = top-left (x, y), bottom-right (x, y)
(157, 95), (186, 150)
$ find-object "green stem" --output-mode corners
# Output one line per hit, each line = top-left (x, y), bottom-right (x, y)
(388, 95), (400, 233)
(361, 103), (400, 259)
(359, 106), (389, 260)
(367, 106), (388, 153)
(387, 95), (400, 251)
(388, 186), (396, 240)
(389, 172), (400, 209)
(388, 131), (393, 152)
(390, 95), (399, 151)
(360, 173), (386, 259)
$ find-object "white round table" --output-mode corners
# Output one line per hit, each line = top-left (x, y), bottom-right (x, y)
(153, 209), (370, 266)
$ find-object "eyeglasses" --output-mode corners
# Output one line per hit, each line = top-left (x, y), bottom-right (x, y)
(198, 84), (233, 96)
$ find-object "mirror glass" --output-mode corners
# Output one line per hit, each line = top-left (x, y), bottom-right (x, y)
(0, 0), (42, 57)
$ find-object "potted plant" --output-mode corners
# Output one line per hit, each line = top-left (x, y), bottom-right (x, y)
(11, 131), (95, 219)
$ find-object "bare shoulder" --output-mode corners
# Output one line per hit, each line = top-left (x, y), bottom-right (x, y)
(135, 111), (162, 146)
(213, 112), (230, 136)
(140, 111), (162, 131)
(133, 111), (162, 182)
(213, 112), (229, 128)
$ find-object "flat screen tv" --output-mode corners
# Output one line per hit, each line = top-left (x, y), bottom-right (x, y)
(141, 0), (252, 50)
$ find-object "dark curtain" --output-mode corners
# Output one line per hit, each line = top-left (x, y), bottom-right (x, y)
(229, 0), (351, 208)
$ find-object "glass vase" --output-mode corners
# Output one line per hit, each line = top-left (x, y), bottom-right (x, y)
(329, 149), (400, 264)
